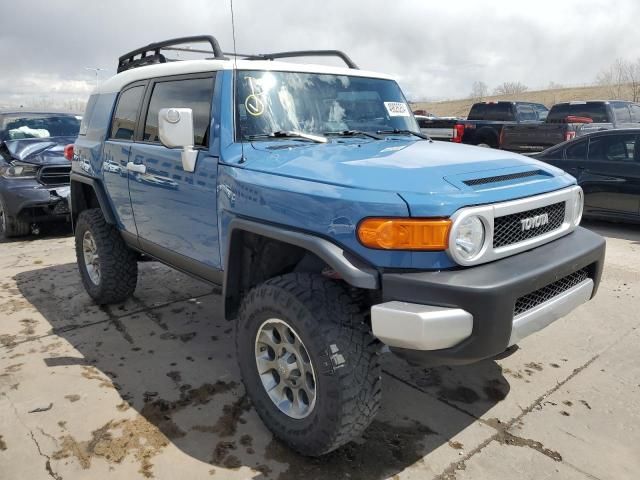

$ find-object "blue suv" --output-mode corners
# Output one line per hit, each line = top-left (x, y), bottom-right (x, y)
(71, 36), (605, 456)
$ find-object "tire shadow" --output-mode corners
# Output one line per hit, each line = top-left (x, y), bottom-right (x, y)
(14, 263), (509, 479)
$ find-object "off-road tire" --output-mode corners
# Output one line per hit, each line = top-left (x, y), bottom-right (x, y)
(236, 273), (382, 456)
(75, 208), (137, 304)
(0, 197), (30, 238)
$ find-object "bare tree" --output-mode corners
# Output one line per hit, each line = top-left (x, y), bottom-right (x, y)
(547, 81), (564, 90)
(625, 59), (640, 102)
(597, 58), (629, 99)
(493, 81), (528, 96)
(470, 81), (489, 101)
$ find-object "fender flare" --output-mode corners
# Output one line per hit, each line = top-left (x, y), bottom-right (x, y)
(70, 172), (117, 226)
(223, 217), (380, 318)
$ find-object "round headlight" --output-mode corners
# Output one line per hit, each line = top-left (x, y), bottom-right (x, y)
(453, 216), (486, 261)
(573, 188), (584, 226)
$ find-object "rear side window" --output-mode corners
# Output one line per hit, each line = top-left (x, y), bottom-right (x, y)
(547, 103), (609, 123)
(111, 86), (145, 140)
(588, 134), (637, 162)
(79, 95), (98, 135)
(565, 140), (587, 160)
(612, 103), (632, 123)
(143, 76), (215, 147)
(467, 103), (515, 121)
(516, 104), (536, 121)
(631, 104), (640, 122)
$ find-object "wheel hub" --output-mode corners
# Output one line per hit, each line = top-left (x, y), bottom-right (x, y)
(82, 230), (100, 285)
(255, 319), (317, 419)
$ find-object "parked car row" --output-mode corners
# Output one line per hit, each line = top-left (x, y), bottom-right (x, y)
(417, 100), (640, 154)
(417, 101), (548, 148)
(501, 100), (640, 153)
(2, 76), (639, 242)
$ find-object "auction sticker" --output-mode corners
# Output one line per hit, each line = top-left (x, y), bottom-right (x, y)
(384, 102), (410, 117)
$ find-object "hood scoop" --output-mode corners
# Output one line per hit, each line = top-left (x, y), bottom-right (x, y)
(463, 169), (549, 187)
(445, 166), (554, 192)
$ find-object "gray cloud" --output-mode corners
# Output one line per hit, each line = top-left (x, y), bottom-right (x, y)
(0, 0), (637, 107)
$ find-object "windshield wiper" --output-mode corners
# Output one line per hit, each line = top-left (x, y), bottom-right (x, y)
(376, 129), (431, 141)
(324, 130), (382, 140)
(247, 130), (328, 143)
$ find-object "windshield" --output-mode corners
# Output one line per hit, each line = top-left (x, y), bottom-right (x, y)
(235, 70), (418, 139)
(0, 114), (81, 141)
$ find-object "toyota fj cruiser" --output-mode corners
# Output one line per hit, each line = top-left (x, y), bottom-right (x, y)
(70, 35), (605, 456)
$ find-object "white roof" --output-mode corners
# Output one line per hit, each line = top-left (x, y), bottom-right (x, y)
(96, 59), (395, 94)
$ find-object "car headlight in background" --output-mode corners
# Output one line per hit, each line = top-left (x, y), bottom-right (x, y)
(573, 188), (584, 226)
(1, 162), (39, 179)
(452, 215), (486, 261)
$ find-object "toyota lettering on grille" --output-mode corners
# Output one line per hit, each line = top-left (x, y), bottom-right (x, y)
(520, 213), (549, 232)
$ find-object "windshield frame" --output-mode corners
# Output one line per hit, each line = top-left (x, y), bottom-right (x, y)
(232, 69), (418, 142)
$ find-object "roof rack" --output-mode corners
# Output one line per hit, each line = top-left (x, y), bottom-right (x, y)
(240, 50), (359, 69)
(117, 35), (227, 73)
(117, 35), (359, 73)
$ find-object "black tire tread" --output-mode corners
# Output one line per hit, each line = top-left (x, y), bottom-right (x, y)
(237, 273), (382, 456)
(0, 197), (30, 238)
(75, 208), (137, 304)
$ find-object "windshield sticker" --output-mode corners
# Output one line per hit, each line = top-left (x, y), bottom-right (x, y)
(245, 94), (265, 116)
(384, 102), (410, 117)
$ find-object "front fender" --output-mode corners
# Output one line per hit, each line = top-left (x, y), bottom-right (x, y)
(223, 217), (380, 319)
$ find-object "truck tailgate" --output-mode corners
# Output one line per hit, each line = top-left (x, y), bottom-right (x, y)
(501, 124), (567, 153)
(417, 118), (458, 142)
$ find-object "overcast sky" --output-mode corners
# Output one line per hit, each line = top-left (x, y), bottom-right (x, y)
(1, 0), (638, 108)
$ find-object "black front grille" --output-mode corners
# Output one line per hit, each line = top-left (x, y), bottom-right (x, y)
(38, 165), (71, 185)
(514, 269), (589, 316)
(493, 202), (565, 248)
(463, 170), (544, 187)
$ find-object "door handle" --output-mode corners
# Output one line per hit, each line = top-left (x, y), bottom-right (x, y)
(126, 162), (146, 174)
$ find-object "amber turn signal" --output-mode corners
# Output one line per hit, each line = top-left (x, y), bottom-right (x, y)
(357, 218), (451, 250)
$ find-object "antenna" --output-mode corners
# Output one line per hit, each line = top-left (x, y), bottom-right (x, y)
(229, 0), (245, 163)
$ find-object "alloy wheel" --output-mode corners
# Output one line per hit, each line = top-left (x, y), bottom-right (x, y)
(254, 318), (317, 419)
(82, 230), (101, 285)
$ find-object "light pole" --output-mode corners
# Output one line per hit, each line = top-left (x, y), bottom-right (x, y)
(85, 67), (106, 89)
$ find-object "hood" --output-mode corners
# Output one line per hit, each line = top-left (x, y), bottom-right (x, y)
(1, 136), (76, 166)
(242, 138), (569, 195)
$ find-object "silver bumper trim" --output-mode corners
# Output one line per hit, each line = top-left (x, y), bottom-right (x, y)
(371, 302), (473, 350)
(371, 278), (593, 352)
(508, 278), (594, 346)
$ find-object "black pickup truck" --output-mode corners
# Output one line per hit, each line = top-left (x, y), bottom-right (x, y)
(500, 100), (640, 153)
(417, 101), (548, 148)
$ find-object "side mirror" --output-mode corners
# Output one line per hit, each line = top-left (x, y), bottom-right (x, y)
(158, 107), (198, 172)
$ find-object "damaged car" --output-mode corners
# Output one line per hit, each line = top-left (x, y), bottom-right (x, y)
(0, 111), (80, 238)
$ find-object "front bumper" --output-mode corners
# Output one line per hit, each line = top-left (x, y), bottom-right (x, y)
(371, 227), (605, 366)
(0, 178), (70, 221)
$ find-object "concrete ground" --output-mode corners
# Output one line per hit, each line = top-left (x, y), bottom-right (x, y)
(0, 220), (638, 480)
